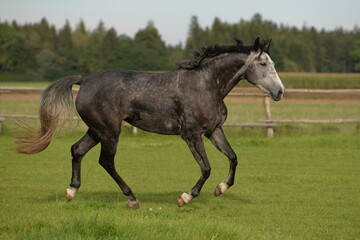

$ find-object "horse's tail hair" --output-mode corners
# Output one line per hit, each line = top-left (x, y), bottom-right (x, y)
(13, 75), (82, 154)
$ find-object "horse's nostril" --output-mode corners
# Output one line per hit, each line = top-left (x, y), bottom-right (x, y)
(278, 89), (284, 97)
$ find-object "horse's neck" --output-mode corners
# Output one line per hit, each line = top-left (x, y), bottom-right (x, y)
(206, 54), (249, 99)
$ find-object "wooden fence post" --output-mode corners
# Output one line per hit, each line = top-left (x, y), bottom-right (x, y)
(263, 96), (274, 138)
(0, 117), (5, 133)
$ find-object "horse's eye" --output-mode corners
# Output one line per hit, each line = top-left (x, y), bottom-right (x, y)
(260, 62), (267, 66)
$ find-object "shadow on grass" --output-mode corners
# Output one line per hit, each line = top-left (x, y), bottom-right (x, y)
(43, 189), (252, 207)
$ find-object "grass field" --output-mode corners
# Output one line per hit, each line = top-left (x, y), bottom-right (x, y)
(278, 73), (360, 89)
(0, 77), (359, 239)
(235, 72), (360, 89)
(1, 131), (359, 240)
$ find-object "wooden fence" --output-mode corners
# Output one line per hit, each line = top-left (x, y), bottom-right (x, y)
(1, 87), (360, 137)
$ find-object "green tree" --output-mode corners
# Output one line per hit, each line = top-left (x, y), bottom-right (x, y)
(185, 16), (205, 56)
(72, 20), (89, 47)
(70, 20), (95, 74)
(56, 20), (77, 75)
(0, 22), (34, 73)
(133, 21), (168, 70)
(351, 40), (360, 72)
(100, 27), (120, 69)
(87, 21), (106, 72)
(37, 18), (57, 49)
(2, 15), (360, 79)
(57, 20), (73, 51)
(35, 48), (62, 79)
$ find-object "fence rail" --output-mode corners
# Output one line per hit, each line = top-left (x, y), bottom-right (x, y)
(2, 86), (360, 94)
(261, 119), (360, 124)
(0, 86), (80, 94)
(1, 87), (359, 137)
(0, 114), (79, 120)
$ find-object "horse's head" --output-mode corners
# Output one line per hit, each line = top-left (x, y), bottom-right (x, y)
(244, 38), (285, 101)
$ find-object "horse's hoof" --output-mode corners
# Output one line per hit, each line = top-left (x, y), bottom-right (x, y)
(178, 192), (192, 207)
(214, 183), (229, 196)
(177, 196), (186, 207)
(65, 188), (77, 201)
(127, 200), (140, 209)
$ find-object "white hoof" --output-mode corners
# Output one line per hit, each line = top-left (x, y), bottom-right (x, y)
(178, 192), (192, 207)
(214, 183), (229, 196)
(65, 187), (77, 201)
(127, 200), (140, 209)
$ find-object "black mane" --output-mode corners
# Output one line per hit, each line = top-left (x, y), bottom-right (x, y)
(176, 39), (254, 69)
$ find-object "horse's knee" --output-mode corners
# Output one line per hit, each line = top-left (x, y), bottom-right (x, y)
(71, 143), (87, 159)
(71, 133), (99, 158)
(71, 145), (79, 158)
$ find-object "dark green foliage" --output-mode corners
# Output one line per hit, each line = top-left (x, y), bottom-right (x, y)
(0, 14), (360, 81)
(351, 39), (360, 71)
(0, 19), (181, 80)
(184, 15), (360, 73)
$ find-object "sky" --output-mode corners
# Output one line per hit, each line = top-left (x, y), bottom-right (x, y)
(1, 0), (359, 45)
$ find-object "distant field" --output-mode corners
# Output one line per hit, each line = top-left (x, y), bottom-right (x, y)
(239, 72), (360, 89)
(1, 87), (359, 137)
(1, 72), (360, 89)
(278, 72), (360, 89)
(0, 72), (48, 84)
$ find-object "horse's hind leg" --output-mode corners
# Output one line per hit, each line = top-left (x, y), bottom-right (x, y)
(98, 132), (140, 209)
(66, 130), (99, 201)
(206, 127), (238, 196)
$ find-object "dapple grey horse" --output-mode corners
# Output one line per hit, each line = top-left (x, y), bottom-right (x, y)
(15, 37), (285, 208)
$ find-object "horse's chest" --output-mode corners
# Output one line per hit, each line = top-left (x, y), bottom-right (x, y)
(182, 101), (227, 130)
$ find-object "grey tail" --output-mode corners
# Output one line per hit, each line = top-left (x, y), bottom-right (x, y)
(13, 75), (82, 154)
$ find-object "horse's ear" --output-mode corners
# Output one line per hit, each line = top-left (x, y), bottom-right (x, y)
(233, 37), (243, 46)
(264, 39), (272, 53)
(253, 37), (260, 51)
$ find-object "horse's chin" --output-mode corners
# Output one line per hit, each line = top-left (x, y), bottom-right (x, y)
(256, 84), (283, 101)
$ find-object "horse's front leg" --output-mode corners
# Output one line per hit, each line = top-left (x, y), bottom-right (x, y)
(206, 127), (238, 196)
(178, 134), (211, 207)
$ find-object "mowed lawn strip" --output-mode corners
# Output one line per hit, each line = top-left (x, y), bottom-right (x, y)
(1, 132), (359, 240)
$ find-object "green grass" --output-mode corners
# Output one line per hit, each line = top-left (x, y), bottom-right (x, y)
(278, 72), (360, 89)
(0, 80), (359, 239)
(1, 131), (360, 240)
(235, 72), (360, 89)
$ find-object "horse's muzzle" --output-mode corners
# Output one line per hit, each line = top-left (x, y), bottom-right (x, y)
(271, 88), (284, 101)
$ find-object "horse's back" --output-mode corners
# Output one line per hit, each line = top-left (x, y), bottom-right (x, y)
(75, 68), (182, 134)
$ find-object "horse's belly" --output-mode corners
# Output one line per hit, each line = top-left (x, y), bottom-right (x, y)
(125, 115), (181, 135)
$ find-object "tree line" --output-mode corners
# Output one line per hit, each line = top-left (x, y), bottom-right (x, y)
(1, 14), (360, 80)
